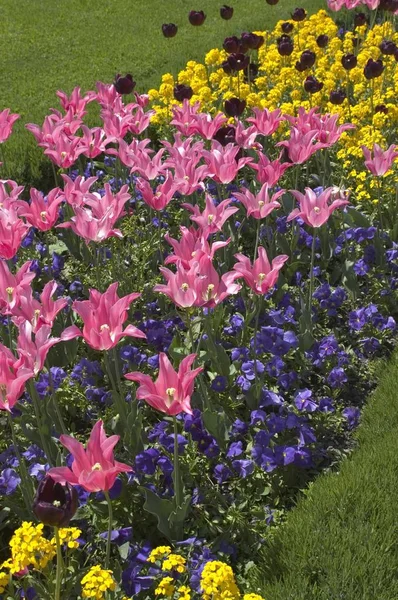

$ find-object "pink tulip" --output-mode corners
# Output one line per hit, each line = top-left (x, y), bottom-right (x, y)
(71, 282), (145, 351)
(112, 138), (153, 170)
(250, 152), (291, 187)
(327, 0), (348, 9)
(362, 144), (398, 177)
(233, 184), (284, 220)
(127, 106), (155, 135)
(315, 114), (354, 146)
(170, 100), (201, 136)
(203, 141), (252, 184)
(57, 204), (123, 244)
(0, 179), (25, 212)
(0, 260), (35, 314)
(193, 112), (228, 140)
(0, 348), (34, 411)
(232, 247), (289, 294)
(48, 420), (132, 492)
(234, 122), (259, 149)
(277, 128), (328, 164)
(56, 87), (96, 118)
(60, 174), (98, 207)
(100, 108), (132, 139)
(44, 131), (85, 168)
(83, 183), (129, 221)
(95, 81), (119, 109)
(0, 109), (20, 144)
(0, 207), (31, 260)
(19, 187), (63, 231)
(246, 108), (284, 136)
(125, 353), (203, 416)
(133, 148), (166, 181)
(12, 281), (67, 333)
(182, 195), (238, 236)
(136, 172), (176, 211)
(172, 158), (210, 196)
(164, 226), (229, 268)
(362, 0), (379, 7)
(79, 126), (111, 159)
(287, 187), (350, 228)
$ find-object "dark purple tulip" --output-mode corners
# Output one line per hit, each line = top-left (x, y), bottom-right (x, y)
(214, 125), (236, 146)
(394, 48), (398, 62)
(224, 97), (247, 117)
(299, 50), (316, 68)
(375, 104), (388, 114)
(245, 62), (259, 82)
(329, 89), (346, 105)
(379, 0), (398, 11)
(241, 32), (264, 50)
(223, 36), (241, 54)
(174, 84), (194, 102)
(295, 61), (307, 72)
(380, 40), (397, 55)
(304, 76), (323, 94)
(114, 74), (136, 95)
(277, 35), (294, 56)
(292, 7), (306, 21)
(227, 53), (250, 72)
(189, 10), (206, 26)
(33, 476), (78, 528)
(353, 12), (367, 26)
(341, 53), (357, 70)
(220, 5), (234, 19)
(364, 58), (384, 79)
(266, 0), (279, 4)
(162, 23), (178, 38)
(221, 60), (234, 75)
(316, 34), (329, 48)
(281, 22), (294, 33)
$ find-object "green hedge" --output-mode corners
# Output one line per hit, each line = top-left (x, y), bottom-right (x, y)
(0, 0), (323, 187)
(250, 352), (398, 600)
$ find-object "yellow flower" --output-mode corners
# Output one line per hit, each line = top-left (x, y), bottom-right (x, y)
(162, 553), (186, 574)
(7, 522), (55, 573)
(155, 576), (175, 597)
(178, 584), (192, 600)
(148, 546), (172, 563)
(51, 527), (81, 550)
(81, 565), (116, 599)
(0, 571), (9, 594)
(200, 560), (240, 600)
(243, 594), (266, 600)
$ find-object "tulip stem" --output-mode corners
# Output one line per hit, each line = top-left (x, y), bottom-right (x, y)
(308, 230), (317, 324)
(29, 379), (55, 466)
(8, 412), (33, 513)
(54, 527), (63, 600)
(253, 219), (261, 263)
(104, 491), (113, 570)
(173, 416), (182, 510)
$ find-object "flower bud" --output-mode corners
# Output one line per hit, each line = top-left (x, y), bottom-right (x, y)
(291, 7), (306, 21)
(162, 23), (178, 38)
(277, 35), (294, 56)
(173, 84), (194, 102)
(341, 53), (357, 70)
(188, 10), (206, 26)
(227, 53), (250, 72)
(316, 34), (329, 48)
(304, 75), (323, 94)
(353, 12), (367, 26)
(224, 97), (246, 117)
(266, 0), (279, 3)
(281, 22), (294, 33)
(213, 125), (236, 146)
(33, 476), (78, 528)
(329, 89), (346, 105)
(114, 74), (136, 95)
(375, 104), (388, 114)
(241, 32), (264, 50)
(379, 40), (397, 55)
(299, 50), (316, 68)
(223, 36), (240, 53)
(363, 58), (384, 79)
(220, 5), (234, 19)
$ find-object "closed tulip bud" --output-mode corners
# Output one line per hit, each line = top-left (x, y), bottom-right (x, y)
(188, 10), (206, 26)
(33, 476), (78, 528)
(291, 7), (306, 21)
(266, 0), (279, 4)
(379, 40), (397, 55)
(341, 53), (357, 70)
(329, 89), (346, 105)
(223, 36), (241, 53)
(114, 74), (136, 95)
(316, 34), (329, 48)
(379, 0), (398, 11)
(224, 97), (246, 117)
(281, 22), (294, 33)
(304, 75), (323, 94)
(162, 23), (178, 38)
(277, 35), (294, 56)
(299, 50), (316, 68)
(241, 32), (264, 50)
(213, 125), (236, 146)
(221, 60), (234, 74)
(295, 60), (307, 72)
(227, 53), (250, 71)
(375, 104), (388, 114)
(220, 5), (234, 19)
(173, 84), (194, 102)
(364, 58), (384, 80)
(353, 12), (367, 26)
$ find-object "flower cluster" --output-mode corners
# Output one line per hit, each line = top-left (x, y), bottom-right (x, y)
(3, 522), (55, 574)
(80, 565), (117, 599)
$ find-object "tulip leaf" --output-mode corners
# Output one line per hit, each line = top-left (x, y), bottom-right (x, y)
(202, 409), (231, 449)
(346, 207), (371, 228)
(139, 486), (174, 540)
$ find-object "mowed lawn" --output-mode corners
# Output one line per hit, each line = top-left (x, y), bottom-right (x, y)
(0, 0), (323, 185)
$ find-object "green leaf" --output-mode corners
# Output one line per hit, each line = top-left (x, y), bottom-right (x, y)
(118, 541), (131, 560)
(139, 486), (174, 540)
(202, 409), (231, 449)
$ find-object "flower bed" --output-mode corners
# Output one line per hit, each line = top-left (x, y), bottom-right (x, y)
(0, 2), (397, 599)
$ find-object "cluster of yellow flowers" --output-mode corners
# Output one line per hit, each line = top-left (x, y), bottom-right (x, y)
(200, 560), (240, 600)
(148, 9), (398, 204)
(2, 522), (55, 574)
(0, 571), (9, 595)
(52, 526), (81, 550)
(80, 565), (117, 599)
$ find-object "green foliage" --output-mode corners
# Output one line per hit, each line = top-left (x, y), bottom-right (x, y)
(0, 0), (323, 187)
(250, 351), (398, 600)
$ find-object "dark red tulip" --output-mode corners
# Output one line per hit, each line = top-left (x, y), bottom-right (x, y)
(223, 36), (241, 54)
(394, 48), (398, 62)
(220, 5), (234, 19)
(281, 22), (294, 33)
(329, 89), (346, 105)
(33, 476), (78, 528)
(221, 60), (234, 75)
(224, 97), (247, 117)
(277, 35), (294, 56)
(213, 125), (236, 146)
(341, 53), (357, 70)
(316, 34), (329, 48)
(189, 10), (206, 26)
(304, 76), (323, 94)
(379, 0), (398, 11)
(114, 74), (136, 95)
(379, 40), (397, 55)
(375, 104), (388, 114)
(299, 50), (316, 68)
(227, 53), (250, 72)
(364, 58), (384, 79)
(295, 61), (307, 72)
(266, 0), (279, 4)
(162, 23), (178, 38)
(174, 84), (194, 102)
(292, 8), (306, 21)
(353, 12), (367, 26)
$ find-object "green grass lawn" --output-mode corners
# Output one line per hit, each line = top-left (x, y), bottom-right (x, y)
(0, 0), (323, 186)
(249, 351), (398, 600)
